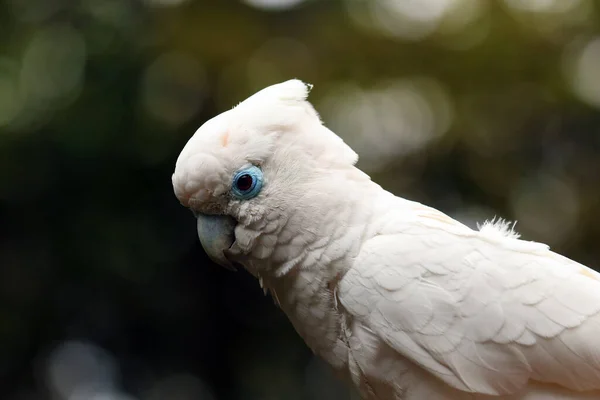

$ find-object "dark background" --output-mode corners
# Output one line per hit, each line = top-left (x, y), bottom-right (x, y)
(1, 0), (600, 399)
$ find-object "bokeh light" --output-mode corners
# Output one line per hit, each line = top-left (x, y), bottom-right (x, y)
(143, 0), (191, 7)
(0, 58), (22, 127)
(9, 25), (86, 132)
(346, 0), (487, 43)
(46, 341), (121, 400)
(502, 0), (584, 13)
(565, 36), (600, 109)
(242, 0), (306, 12)
(319, 77), (453, 172)
(502, 0), (594, 39)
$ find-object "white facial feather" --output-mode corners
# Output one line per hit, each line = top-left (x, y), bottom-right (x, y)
(172, 79), (358, 215)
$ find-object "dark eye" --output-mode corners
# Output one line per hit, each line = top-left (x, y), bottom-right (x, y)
(235, 174), (253, 192)
(231, 166), (263, 200)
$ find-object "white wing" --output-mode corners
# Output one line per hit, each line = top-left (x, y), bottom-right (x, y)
(337, 204), (600, 398)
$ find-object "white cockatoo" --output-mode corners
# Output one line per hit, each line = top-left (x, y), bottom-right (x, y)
(172, 80), (600, 399)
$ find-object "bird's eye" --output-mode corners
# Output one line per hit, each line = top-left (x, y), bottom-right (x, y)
(231, 166), (263, 200)
(236, 174), (253, 191)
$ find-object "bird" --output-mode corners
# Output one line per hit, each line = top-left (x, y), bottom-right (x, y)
(171, 79), (600, 399)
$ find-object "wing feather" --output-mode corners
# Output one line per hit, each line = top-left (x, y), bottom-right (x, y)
(338, 209), (600, 397)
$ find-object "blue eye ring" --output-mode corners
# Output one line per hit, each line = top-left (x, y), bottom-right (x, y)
(231, 165), (263, 200)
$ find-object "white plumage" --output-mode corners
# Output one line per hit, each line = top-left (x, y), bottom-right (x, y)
(172, 79), (600, 399)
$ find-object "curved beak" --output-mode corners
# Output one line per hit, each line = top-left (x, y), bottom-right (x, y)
(196, 213), (237, 270)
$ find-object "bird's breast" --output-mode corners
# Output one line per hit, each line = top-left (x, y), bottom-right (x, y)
(268, 268), (350, 373)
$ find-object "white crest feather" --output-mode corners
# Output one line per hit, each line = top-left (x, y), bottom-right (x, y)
(477, 217), (521, 240)
(231, 79), (358, 166)
(235, 79), (312, 110)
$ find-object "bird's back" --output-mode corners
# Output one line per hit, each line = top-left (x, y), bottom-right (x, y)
(336, 196), (600, 399)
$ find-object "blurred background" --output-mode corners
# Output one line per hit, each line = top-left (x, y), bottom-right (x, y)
(1, 0), (600, 399)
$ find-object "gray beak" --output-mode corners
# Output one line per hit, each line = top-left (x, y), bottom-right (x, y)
(196, 213), (237, 270)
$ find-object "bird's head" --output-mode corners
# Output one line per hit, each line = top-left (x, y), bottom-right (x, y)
(172, 80), (359, 271)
